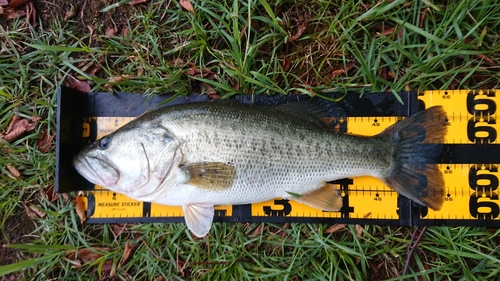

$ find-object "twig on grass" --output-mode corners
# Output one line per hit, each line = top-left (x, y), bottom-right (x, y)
(402, 226), (428, 278)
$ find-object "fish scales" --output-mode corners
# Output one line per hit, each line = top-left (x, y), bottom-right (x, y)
(155, 103), (392, 204)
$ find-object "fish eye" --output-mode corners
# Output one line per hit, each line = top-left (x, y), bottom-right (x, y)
(98, 136), (112, 150)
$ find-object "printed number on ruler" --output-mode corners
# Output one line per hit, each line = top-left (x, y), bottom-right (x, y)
(420, 89), (499, 220)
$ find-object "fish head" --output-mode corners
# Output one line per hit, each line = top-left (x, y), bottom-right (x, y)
(73, 120), (180, 197)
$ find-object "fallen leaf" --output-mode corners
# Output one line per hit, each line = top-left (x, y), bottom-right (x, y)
(332, 62), (356, 78)
(3, 7), (25, 19)
(66, 247), (110, 264)
(63, 5), (76, 21)
(1, 115), (39, 143)
(201, 83), (219, 99)
(24, 203), (38, 219)
(119, 241), (134, 268)
(104, 260), (114, 276)
(6, 164), (21, 178)
(110, 224), (127, 238)
(37, 130), (54, 153)
(476, 53), (496, 65)
(283, 57), (291, 72)
(27, 115), (40, 130)
(86, 25), (95, 46)
(287, 18), (309, 43)
(65, 75), (91, 93)
(43, 184), (59, 202)
(9, 0), (30, 9)
(29, 205), (46, 218)
(61, 192), (71, 201)
(128, 0), (147, 5)
(104, 75), (133, 89)
(184, 67), (215, 79)
(179, 0), (194, 14)
(419, 7), (430, 28)
(324, 223), (346, 234)
(105, 25), (118, 36)
(375, 26), (397, 37)
(72, 192), (87, 223)
(169, 58), (185, 67)
(5, 115), (21, 134)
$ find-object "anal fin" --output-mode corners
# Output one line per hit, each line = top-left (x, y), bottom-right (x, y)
(182, 204), (214, 238)
(291, 183), (343, 211)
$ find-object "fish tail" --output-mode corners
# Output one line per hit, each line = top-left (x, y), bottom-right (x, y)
(379, 106), (447, 210)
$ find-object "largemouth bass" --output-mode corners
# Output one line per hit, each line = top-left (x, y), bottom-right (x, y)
(73, 101), (447, 237)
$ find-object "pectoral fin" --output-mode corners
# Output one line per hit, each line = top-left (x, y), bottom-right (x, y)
(291, 183), (343, 211)
(181, 162), (236, 191)
(182, 204), (214, 238)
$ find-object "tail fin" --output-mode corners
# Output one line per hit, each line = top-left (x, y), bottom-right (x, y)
(380, 106), (447, 210)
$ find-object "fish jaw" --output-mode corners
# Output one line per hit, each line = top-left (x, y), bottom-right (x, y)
(73, 154), (120, 188)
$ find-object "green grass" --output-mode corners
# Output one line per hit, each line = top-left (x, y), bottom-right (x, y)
(1, 0), (500, 280)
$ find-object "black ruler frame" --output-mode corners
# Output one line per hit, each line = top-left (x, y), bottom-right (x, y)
(56, 86), (500, 227)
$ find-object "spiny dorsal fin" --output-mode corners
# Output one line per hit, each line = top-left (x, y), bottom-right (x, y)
(181, 162), (236, 191)
(276, 100), (346, 129)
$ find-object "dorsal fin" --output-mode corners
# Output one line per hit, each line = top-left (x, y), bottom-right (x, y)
(276, 99), (346, 129)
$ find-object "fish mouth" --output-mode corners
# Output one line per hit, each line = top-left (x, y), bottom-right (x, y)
(73, 154), (120, 187)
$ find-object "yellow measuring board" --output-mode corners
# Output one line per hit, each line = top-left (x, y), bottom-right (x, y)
(78, 89), (500, 226)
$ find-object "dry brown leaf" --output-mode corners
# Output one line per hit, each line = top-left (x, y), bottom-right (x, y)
(29, 205), (46, 218)
(104, 75), (133, 89)
(324, 223), (346, 234)
(65, 75), (91, 93)
(169, 58), (185, 67)
(2, 115), (39, 143)
(332, 62), (356, 78)
(419, 7), (430, 28)
(283, 57), (291, 72)
(61, 192), (71, 201)
(37, 130), (54, 153)
(179, 0), (194, 14)
(72, 193), (87, 223)
(128, 0), (147, 5)
(105, 25), (118, 36)
(375, 26), (396, 37)
(86, 25), (95, 46)
(5, 114), (20, 135)
(355, 224), (363, 239)
(43, 184), (59, 202)
(3, 7), (25, 19)
(9, 0), (30, 9)
(476, 53), (497, 65)
(63, 6), (76, 21)
(6, 164), (21, 178)
(66, 248), (110, 264)
(184, 67), (215, 79)
(119, 241), (134, 268)
(201, 83), (218, 99)
(24, 203), (38, 219)
(287, 18), (309, 43)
